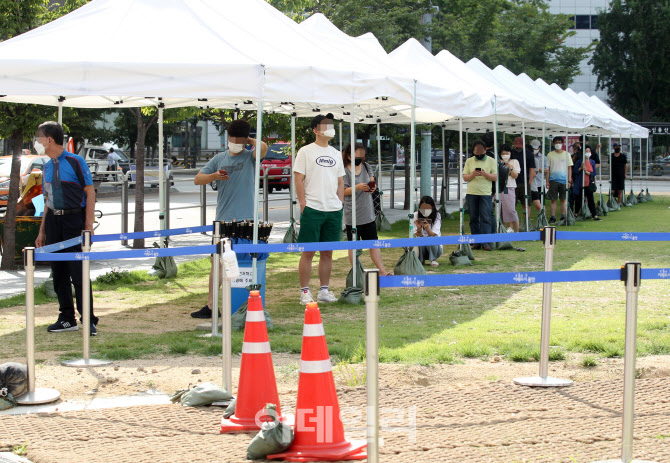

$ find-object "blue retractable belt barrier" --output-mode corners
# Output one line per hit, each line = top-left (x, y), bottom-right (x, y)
(234, 232), (541, 254)
(35, 244), (217, 262)
(380, 269), (622, 288)
(91, 225), (214, 243)
(35, 236), (83, 254)
(557, 231), (670, 242)
(642, 268), (670, 280)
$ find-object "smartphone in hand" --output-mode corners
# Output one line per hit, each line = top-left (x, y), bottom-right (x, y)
(368, 180), (376, 190)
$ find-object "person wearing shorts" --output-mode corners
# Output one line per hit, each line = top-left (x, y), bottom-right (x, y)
(530, 139), (547, 213)
(499, 144), (521, 232)
(295, 113), (345, 304)
(545, 136), (573, 224)
(342, 142), (391, 275)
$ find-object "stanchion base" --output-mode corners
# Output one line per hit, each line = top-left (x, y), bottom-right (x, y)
(198, 333), (222, 338)
(15, 388), (61, 405)
(513, 376), (573, 387)
(592, 460), (657, 463)
(61, 358), (112, 367)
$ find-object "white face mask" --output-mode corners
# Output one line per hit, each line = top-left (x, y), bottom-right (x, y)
(585, 151), (591, 158)
(533, 149), (540, 154)
(228, 142), (245, 153)
(34, 140), (46, 156)
(554, 143), (563, 150)
(322, 128), (336, 138)
(420, 208), (432, 217)
(501, 154), (511, 161)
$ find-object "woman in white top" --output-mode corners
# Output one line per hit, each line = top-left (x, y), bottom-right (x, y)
(413, 195), (443, 266)
(500, 144), (521, 232)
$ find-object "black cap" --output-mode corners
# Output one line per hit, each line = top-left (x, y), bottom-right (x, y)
(613, 142), (621, 147)
(310, 113), (335, 129)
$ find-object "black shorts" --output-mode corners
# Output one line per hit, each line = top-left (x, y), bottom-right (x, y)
(515, 184), (530, 204)
(612, 176), (626, 191)
(530, 190), (541, 201)
(345, 221), (378, 241)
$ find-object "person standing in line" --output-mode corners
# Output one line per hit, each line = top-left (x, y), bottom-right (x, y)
(295, 113), (345, 305)
(529, 139), (547, 214)
(572, 147), (601, 221)
(34, 121), (99, 335)
(545, 136), (573, 224)
(463, 140), (498, 251)
(510, 137), (536, 221)
(191, 119), (267, 319)
(499, 144), (520, 232)
(342, 142), (391, 275)
(610, 142), (628, 205)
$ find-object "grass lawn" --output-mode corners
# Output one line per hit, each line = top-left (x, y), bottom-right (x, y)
(1, 195), (669, 365)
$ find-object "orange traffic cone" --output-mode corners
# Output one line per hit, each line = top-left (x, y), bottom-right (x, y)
(67, 137), (74, 153)
(220, 290), (282, 433)
(268, 302), (366, 461)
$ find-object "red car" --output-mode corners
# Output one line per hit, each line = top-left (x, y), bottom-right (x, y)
(260, 142), (291, 193)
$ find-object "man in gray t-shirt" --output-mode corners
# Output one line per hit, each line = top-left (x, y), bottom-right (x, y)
(191, 119), (267, 319)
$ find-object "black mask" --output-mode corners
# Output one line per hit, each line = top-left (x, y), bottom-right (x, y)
(614, 148), (621, 153)
(475, 154), (485, 161)
(354, 158), (363, 166)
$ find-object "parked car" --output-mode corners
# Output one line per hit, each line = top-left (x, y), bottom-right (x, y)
(651, 155), (670, 176)
(78, 144), (131, 178)
(0, 154), (50, 208)
(260, 142), (291, 193)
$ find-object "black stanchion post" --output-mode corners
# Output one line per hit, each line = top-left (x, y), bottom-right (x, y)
(514, 226), (572, 387)
(364, 269), (380, 463)
(16, 248), (60, 405)
(593, 262), (655, 463)
(62, 231), (111, 367)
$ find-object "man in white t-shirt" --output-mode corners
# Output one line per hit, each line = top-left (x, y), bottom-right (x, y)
(294, 113), (345, 305)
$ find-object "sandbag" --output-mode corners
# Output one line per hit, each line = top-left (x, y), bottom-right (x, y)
(375, 210), (392, 232)
(339, 287), (363, 304)
(282, 218), (298, 243)
(449, 250), (472, 266)
(223, 398), (236, 419)
(645, 189), (653, 202)
(459, 242), (474, 261)
(345, 253), (365, 290)
(637, 190), (647, 203)
(534, 209), (549, 230)
(170, 382), (233, 407)
(149, 243), (178, 278)
(232, 284), (273, 331)
(607, 194), (619, 211)
(626, 190), (638, 206)
(394, 248), (426, 276)
(0, 362), (27, 399)
(492, 221), (514, 250)
(246, 404), (294, 460)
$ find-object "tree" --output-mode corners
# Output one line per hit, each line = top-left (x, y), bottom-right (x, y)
(590, 0), (670, 122)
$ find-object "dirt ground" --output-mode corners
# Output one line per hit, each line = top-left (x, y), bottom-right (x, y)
(2, 354), (670, 463)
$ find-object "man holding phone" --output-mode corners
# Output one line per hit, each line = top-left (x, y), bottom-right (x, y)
(463, 140), (498, 251)
(191, 119), (268, 318)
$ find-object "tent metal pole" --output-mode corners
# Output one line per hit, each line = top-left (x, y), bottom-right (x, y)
(646, 134), (650, 192)
(290, 114), (296, 223)
(350, 104), (357, 288)
(158, 103), (165, 234)
(522, 120), (529, 230)
(441, 126), (446, 204)
(582, 127), (587, 217)
(493, 98), (500, 232)
(542, 121), (547, 212)
(252, 70), (265, 284)
(339, 121), (343, 153)
(459, 119), (464, 235)
(598, 134), (602, 207)
(377, 121), (383, 209)
(409, 80), (417, 239)
(57, 97), (64, 125)
(629, 133), (633, 194)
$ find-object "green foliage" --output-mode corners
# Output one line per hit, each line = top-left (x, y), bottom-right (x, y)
(590, 0), (670, 121)
(581, 356), (598, 368)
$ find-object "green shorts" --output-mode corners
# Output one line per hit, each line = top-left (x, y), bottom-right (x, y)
(298, 206), (343, 243)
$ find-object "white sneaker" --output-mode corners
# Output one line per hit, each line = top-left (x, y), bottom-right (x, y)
(317, 289), (338, 303)
(430, 260), (440, 267)
(300, 291), (314, 305)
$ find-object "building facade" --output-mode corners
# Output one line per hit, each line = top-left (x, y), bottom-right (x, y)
(547, 0), (609, 101)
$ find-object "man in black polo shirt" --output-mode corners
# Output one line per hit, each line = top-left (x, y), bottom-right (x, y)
(34, 121), (99, 335)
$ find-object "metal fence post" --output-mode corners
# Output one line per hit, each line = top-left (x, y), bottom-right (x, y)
(514, 226), (572, 387)
(221, 238), (233, 393)
(364, 269), (380, 463)
(390, 168), (395, 209)
(263, 169), (269, 223)
(200, 183), (207, 233)
(62, 231), (111, 367)
(433, 166), (438, 201)
(201, 221), (222, 338)
(165, 172), (171, 230)
(15, 248), (60, 405)
(121, 172), (129, 246)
